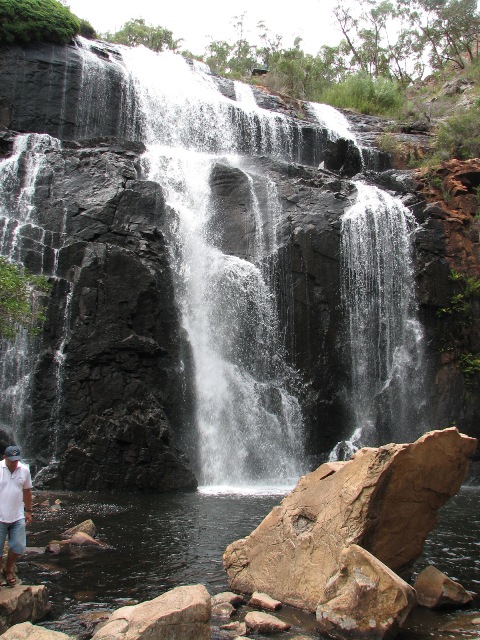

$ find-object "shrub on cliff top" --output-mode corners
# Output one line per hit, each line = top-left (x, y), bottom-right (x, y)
(0, 0), (81, 46)
(319, 73), (403, 116)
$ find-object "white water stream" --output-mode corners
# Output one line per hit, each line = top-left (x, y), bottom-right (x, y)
(117, 46), (305, 487)
(333, 182), (426, 457)
(0, 134), (62, 445)
(0, 41), (430, 482)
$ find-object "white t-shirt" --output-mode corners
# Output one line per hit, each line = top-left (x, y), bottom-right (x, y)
(0, 460), (32, 523)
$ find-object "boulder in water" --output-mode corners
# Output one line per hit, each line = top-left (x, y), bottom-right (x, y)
(92, 584), (211, 640)
(0, 586), (51, 634)
(223, 428), (477, 612)
(413, 566), (474, 608)
(316, 544), (416, 640)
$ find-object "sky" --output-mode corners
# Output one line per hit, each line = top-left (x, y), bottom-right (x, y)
(66, 0), (342, 56)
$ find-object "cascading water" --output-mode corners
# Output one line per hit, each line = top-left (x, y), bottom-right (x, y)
(308, 102), (358, 145)
(333, 182), (426, 457)
(0, 134), (62, 446)
(117, 46), (305, 489)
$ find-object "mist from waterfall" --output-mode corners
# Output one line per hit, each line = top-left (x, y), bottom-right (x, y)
(117, 46), (305, 489)
(333, 182), (427, 458)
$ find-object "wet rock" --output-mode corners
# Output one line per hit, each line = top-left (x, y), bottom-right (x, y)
(92, 584), (211, 640)
(66, 532), (109, 547)
(413, 566), (474, 609)
(61, 520), (96, 539)
(220, 621), (247, 635)
(224, 428), (477, 612)
(0, 621), (69, 640)
(244, 611), (290, 634)
(316, 544), (416, 640)
(211, 592), (245, 607)
(212, 602), (235, 618)
(248, 592), (282, 611)
(0, 586), (51, 634)
(44, 544), (62, 554)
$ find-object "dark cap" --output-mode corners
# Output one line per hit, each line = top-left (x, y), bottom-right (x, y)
(4, 445), (22, 461)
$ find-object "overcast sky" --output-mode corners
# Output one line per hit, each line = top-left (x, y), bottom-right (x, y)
(66, 0), (342, 55)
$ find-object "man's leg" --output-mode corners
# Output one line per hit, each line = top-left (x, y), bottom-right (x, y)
(4, 519), (26, 584)
(0, 521), (8, 575)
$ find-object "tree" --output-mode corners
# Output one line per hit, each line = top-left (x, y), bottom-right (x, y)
(103, 18), (181, 52)
(396, 0), (480, 70)
(0, 258), (51, 339)
(0, 0), (81, 46)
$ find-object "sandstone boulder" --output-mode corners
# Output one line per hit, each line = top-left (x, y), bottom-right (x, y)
(316, 544), (417, 640)
(0, 622), (69, 640)
(244, 611), (290, 634)
(413, 566), (474, 608)
(92, 584), (211, 640)
(0, 586), (51, 635)
(224, 428), (476, 612)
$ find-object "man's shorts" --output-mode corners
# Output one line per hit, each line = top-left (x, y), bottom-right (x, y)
(0, 518), (26, 555)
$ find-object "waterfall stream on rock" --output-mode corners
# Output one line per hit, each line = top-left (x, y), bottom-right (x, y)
(118, 46), (305, 489)
(0, 134), (63, 448)
(334, 181), (427, 457)
(0, 41), (432, 485)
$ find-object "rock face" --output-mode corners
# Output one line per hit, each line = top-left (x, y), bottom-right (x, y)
(0, 40), (479, 485)
(316, 545), (417, 640)
(413, 566), (474, 608)
(0, 134), (197, 491)
(0, 586), (51, 635)
(223, 428), (477, 612)
(92, 584), (211, 640)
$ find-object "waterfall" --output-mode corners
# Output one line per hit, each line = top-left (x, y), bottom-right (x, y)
(308, 102), (358, 144)
(117, 48), (305, 489)
(0, 134), (62, 446)
(333, 182), (426, 457)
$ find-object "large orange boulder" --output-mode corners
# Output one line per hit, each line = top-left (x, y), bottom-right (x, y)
(223, 428), (476, 612)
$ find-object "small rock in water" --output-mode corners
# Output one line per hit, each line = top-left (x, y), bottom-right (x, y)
(413, 566), (473, 608)
(249, 591), (282, 611)
(221, 621), (247, 635)
(212, 591), (245, 607)
(245, 611), (291, 634)
(61, 519), (96, 539)
(212, 602), (235, 618)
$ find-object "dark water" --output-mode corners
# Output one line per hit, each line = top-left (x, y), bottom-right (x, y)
(18, 486), (480, 639)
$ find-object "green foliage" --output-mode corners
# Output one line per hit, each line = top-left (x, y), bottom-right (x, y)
(319, 73), (403, 115)
(458, 352), (480, 380)
(103, 18), (180, 52)
(0, 0), (81, 46)
(78, 19), (96, 40)
(438, 269), (480, 319)
(0, 258), (51, 339)
(434, 101), (480, 160)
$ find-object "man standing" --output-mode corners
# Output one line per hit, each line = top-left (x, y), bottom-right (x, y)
(0, 445), (32, 586)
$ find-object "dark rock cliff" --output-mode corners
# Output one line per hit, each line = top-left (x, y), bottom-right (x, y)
(0, 40), (478, 489)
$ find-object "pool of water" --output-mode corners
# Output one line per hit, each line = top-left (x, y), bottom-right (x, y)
(18, 485), (480, 639)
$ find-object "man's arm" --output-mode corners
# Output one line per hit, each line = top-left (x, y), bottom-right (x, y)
(23, 488), (32, 525)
